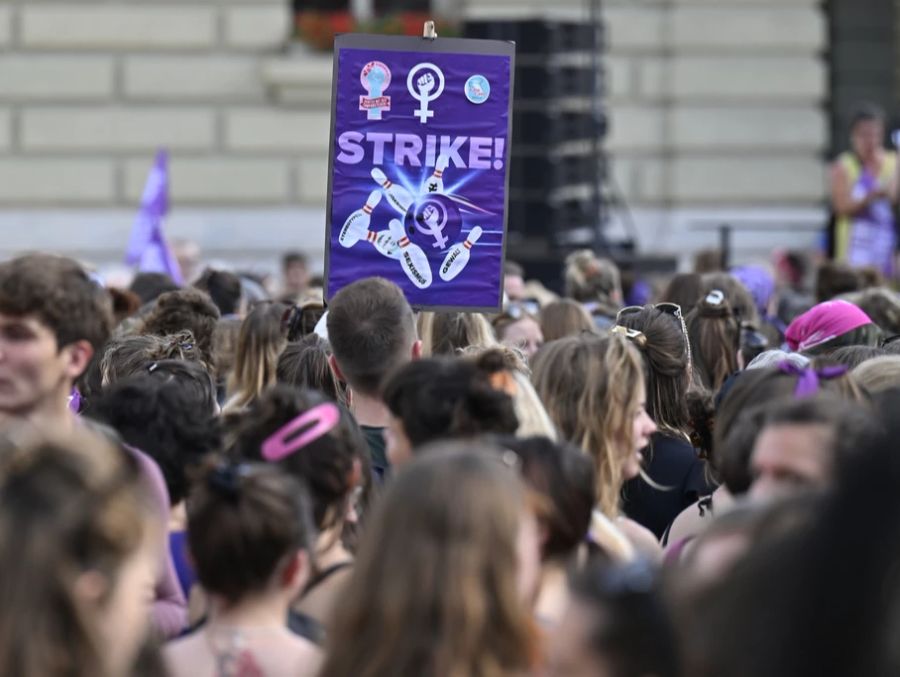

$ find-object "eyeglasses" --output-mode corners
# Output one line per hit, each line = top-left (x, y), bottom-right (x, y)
(616, 303), (693, 370)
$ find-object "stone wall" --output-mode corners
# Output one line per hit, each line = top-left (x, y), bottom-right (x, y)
(0, 0), (830, 269)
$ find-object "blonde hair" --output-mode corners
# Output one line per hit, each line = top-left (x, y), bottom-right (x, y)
(418, 311), (498, 357)
(461, 345), (558, 440)
(224, 301), (290, 413)
(852, 356), (900, 393)
(532, 334), (645, 517)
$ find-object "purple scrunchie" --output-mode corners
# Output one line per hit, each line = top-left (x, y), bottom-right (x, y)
(777, 361), (848, 398)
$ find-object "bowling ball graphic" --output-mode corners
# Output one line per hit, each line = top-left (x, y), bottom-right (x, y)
(403, 194), (462, 259)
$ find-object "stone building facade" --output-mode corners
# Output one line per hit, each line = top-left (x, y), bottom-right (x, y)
(0, 0), (828, 271)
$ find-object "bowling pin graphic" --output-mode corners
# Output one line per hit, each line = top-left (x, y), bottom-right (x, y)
(440, 227), (482, 282)
(365, 229), (401, 260)
(421, 154), (449, 195)
(388, 219), (432, 289)
(371, 168), (413, 216)
(339, 190), (382, 248)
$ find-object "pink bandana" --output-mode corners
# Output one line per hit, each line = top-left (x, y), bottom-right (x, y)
(785, 300), (873, 352)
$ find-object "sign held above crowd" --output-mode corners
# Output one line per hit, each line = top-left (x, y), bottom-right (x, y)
(324, 28), (515, 312)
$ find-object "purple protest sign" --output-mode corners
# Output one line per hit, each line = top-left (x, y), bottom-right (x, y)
(324, 33), (515, 311)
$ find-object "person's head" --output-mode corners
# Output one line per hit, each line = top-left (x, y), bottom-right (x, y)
(225, 301), (291, 411)
(729, 266), (776, 319)
(128, 272), (178, 306)
(617, 306), (691, 434)
(493, 306), (544, 359)
(229, 385), (367, 534)
(326, 277), (419, 398)
(462, 344), (559, 440)
(0, 254), (113, 418)
(539, 300), (596, 343)
(0, 429), (158, 677)
(382, 354), (519, 466)
(193, 268), (243, 318)
(139, 287), (220, 367)
(281, 251), (310, 297)
(532, 334), (656, 517)
(499, 436), (595, 562)
(785, 300), (879, 356)
(107, 288), (142, 327)
(549, 560), (680, 677)
(660, 273), (703, 316)
(746, 349), (810, 371)
(701, 272), (759, 325)
(284, 300), (326, 341)
(188, 462), (315, 610)
(850, 102), (886, 163)
(276, 334), (346, 404)
(749, 396), (871, 503)
(504, 260), (526, 301)
(816, 261), (861, 303)
(98, 330), (203, 389)
(826, 345), (886, 369)
(841, 288), (900, 336)
(418, 311), (498, 356)
(712, 364), (864, 493)
(88, 361), (220, 506)
(685, 290), (741, 392)
(852, 355), (900, 394)
(564, 250), (622, 305)
(319, 447), (539, 677)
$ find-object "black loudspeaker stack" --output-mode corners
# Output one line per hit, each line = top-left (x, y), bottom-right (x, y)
(464, 19), (608, 286)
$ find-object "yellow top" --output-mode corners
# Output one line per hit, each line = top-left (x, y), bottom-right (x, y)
(834, 151), (898, 261)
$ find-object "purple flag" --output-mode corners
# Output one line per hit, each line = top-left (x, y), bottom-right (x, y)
(125, 150), (183, 285)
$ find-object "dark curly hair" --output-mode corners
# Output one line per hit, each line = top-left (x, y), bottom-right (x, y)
(139, 288), (220, 367)
(228, 385), (368, 532)
(86, 359), (221, 505)
(381, 355), (519, 449)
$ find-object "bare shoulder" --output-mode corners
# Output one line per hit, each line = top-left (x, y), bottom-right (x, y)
(287, 636), (323, 677)
(666, 500), (709, 546)
(162, 632), (207, 677)
(617, 517), (663, 563)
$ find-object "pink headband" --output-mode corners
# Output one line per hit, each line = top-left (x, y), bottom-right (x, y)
(261, 403), (341, 462)
(785, 300), (872, 352)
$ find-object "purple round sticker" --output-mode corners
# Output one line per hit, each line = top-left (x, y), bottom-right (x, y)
(403, 194), (463, 259)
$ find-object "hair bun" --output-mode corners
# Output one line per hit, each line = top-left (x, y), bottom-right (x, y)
(698, 290), (734, 319)
(207, 464), (248, 501)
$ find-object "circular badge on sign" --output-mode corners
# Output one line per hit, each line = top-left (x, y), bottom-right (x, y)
(360, 61), (391, 91)
(404, 194), (462, 259)
(465, 75), (490, 104)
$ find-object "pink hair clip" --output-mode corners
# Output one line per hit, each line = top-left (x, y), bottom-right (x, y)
(261, 402), (341, 462)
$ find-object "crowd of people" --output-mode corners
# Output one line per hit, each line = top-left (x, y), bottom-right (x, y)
(3, 239), (900, 677)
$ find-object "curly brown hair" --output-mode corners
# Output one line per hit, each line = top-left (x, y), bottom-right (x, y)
(139, 288), (220, 367)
